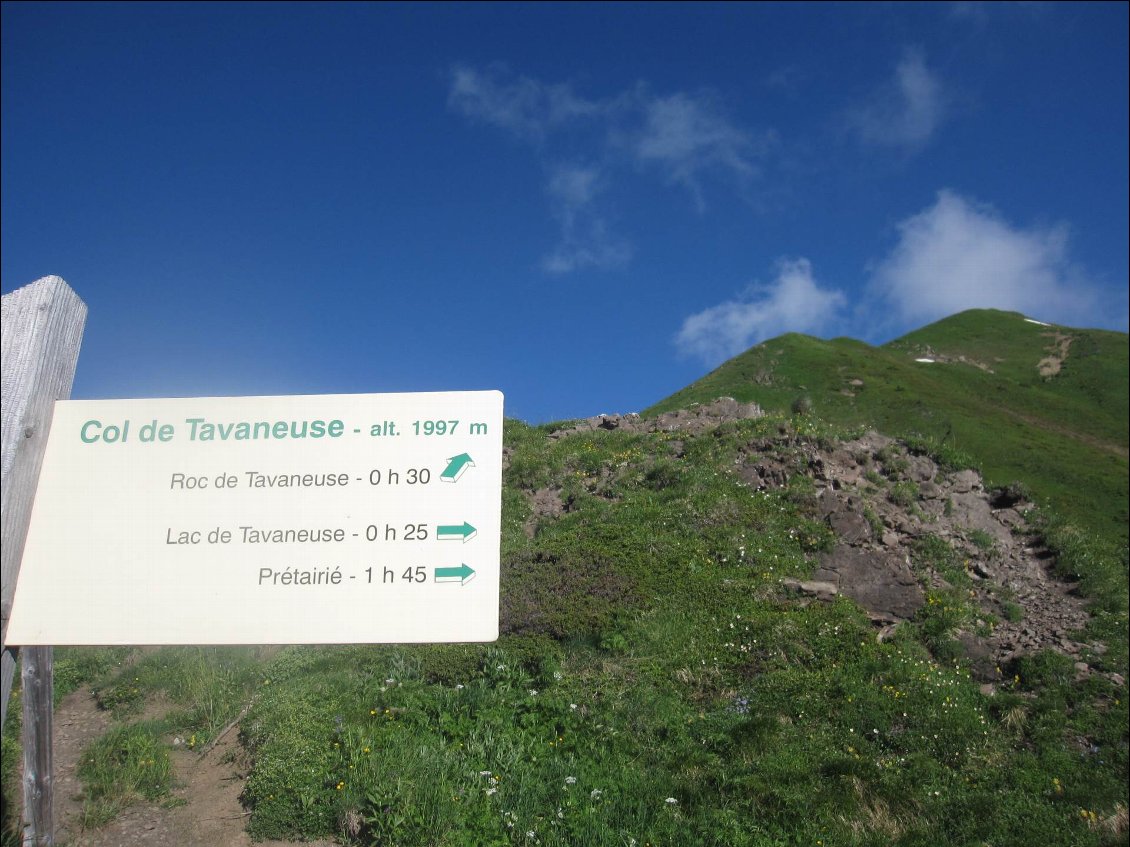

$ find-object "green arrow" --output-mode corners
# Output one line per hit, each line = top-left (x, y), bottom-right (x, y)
(434, 563), (476, 584)
(437, 521), (477, 542)
(441, 453), (475, 482)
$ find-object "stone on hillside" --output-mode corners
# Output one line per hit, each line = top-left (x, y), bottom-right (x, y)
(907, 455), (937, 482)
(782, 578), (839, 601)
(814, 546), (924, 621)
(827, 506), (872, 544)
(918, 480), (942, 499)
(950, 469), (980, 493)
(956, 630), (998, 681)
(995, 508), (1025, 528)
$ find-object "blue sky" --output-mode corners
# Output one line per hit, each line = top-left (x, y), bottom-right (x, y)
(3, 2), (1127, 423)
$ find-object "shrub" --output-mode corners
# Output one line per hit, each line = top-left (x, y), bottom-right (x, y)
(500, 550), (639, 640)
(889, 481), (920, 508)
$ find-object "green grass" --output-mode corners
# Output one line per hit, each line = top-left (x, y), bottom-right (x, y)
(227, 416), (1124, 845)
(3, 312), (1127, 845)
(76, 722), (174, 828)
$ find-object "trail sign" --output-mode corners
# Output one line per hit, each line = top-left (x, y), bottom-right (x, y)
(5, 390), (503, 645)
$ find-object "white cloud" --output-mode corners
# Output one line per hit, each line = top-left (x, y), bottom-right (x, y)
(447, 65), (598, 141)
(676, 259), (846, 364)
(448, 66), (769, 271)
(633, 92), (760, 212)
(870, 190), (1097, 325)
(546, 164), (600, 222)
(541, 222), (633, 274)
(849, 48), (945, 150)
(541, 163), (632, 273)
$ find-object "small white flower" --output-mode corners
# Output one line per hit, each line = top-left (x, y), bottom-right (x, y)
(565, 776), (577, 785)
(553, 671), (563, 680)
(665, 797), (678, 805)
(479, 770), (492, 777)
(590, 788), (603, 800)
(569, 703), (577, 710)
(529, 688), (538, 696)
(486, 787), (497, 796)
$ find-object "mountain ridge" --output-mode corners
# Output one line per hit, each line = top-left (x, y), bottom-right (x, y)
(647, 308), (1129, 542)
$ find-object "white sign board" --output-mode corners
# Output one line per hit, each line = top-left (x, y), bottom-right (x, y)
(5, 391), (503, 645)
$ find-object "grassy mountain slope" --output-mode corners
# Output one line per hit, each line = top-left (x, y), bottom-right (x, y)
(5, 413), (1127, 846)
(648, 310), (1129, 542)
(3, 310), (1126, 846)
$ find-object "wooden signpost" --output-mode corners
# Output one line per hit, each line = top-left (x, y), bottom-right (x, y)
(2, 276), (88, 847)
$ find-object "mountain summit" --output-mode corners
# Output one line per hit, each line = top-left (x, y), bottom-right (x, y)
(649, 309), (1129, 541)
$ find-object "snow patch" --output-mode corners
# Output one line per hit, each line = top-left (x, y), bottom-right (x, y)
(914, 358), (936, 363)
(1024, 318), (1051, 326)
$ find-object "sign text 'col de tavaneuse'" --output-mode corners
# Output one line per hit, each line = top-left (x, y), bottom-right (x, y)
(5, 390), (503, 645)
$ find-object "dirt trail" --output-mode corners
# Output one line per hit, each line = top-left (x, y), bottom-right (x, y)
(49, 690), (337, 847)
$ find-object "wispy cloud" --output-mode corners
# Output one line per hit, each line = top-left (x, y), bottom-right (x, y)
(848, 48), (945, 151)
(447, 64), (599, 141)
(541, 163), (632, 273)
(631, 91), (762, 212)
(675, 258), (846, 365)
(869, 190), (1099, 326)
(448, 65), (766, 271)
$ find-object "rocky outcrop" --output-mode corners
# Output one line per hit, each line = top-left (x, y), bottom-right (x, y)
(743, 431), (1096, 681)
(549, 397), (763, 439)
(531, 401), (1105, 685)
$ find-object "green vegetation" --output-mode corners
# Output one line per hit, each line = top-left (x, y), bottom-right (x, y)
(2, 309), (1126, 846)
(76, 722), (174, 828)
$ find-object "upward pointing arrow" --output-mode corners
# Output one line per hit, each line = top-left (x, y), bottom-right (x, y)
(441, 453), (475, 482)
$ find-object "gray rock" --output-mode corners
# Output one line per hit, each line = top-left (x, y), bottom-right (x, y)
(995, 508), (1025, 528)
(908, 455), (937, 482)
(950, 469), (980, 494)
(814, 546), (924, 621)
(782, 578), (839, 600)
(918, 480), (942, 499)
(818, 488), (839, 518)
(956, 630), (998, 681)
(827, 508), (873, 544)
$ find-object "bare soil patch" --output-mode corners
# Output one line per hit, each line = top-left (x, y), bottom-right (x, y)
(1037, 331), (1073, 377)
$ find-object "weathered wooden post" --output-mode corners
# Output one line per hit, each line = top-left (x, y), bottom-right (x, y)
(1, 276), (87, 847)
